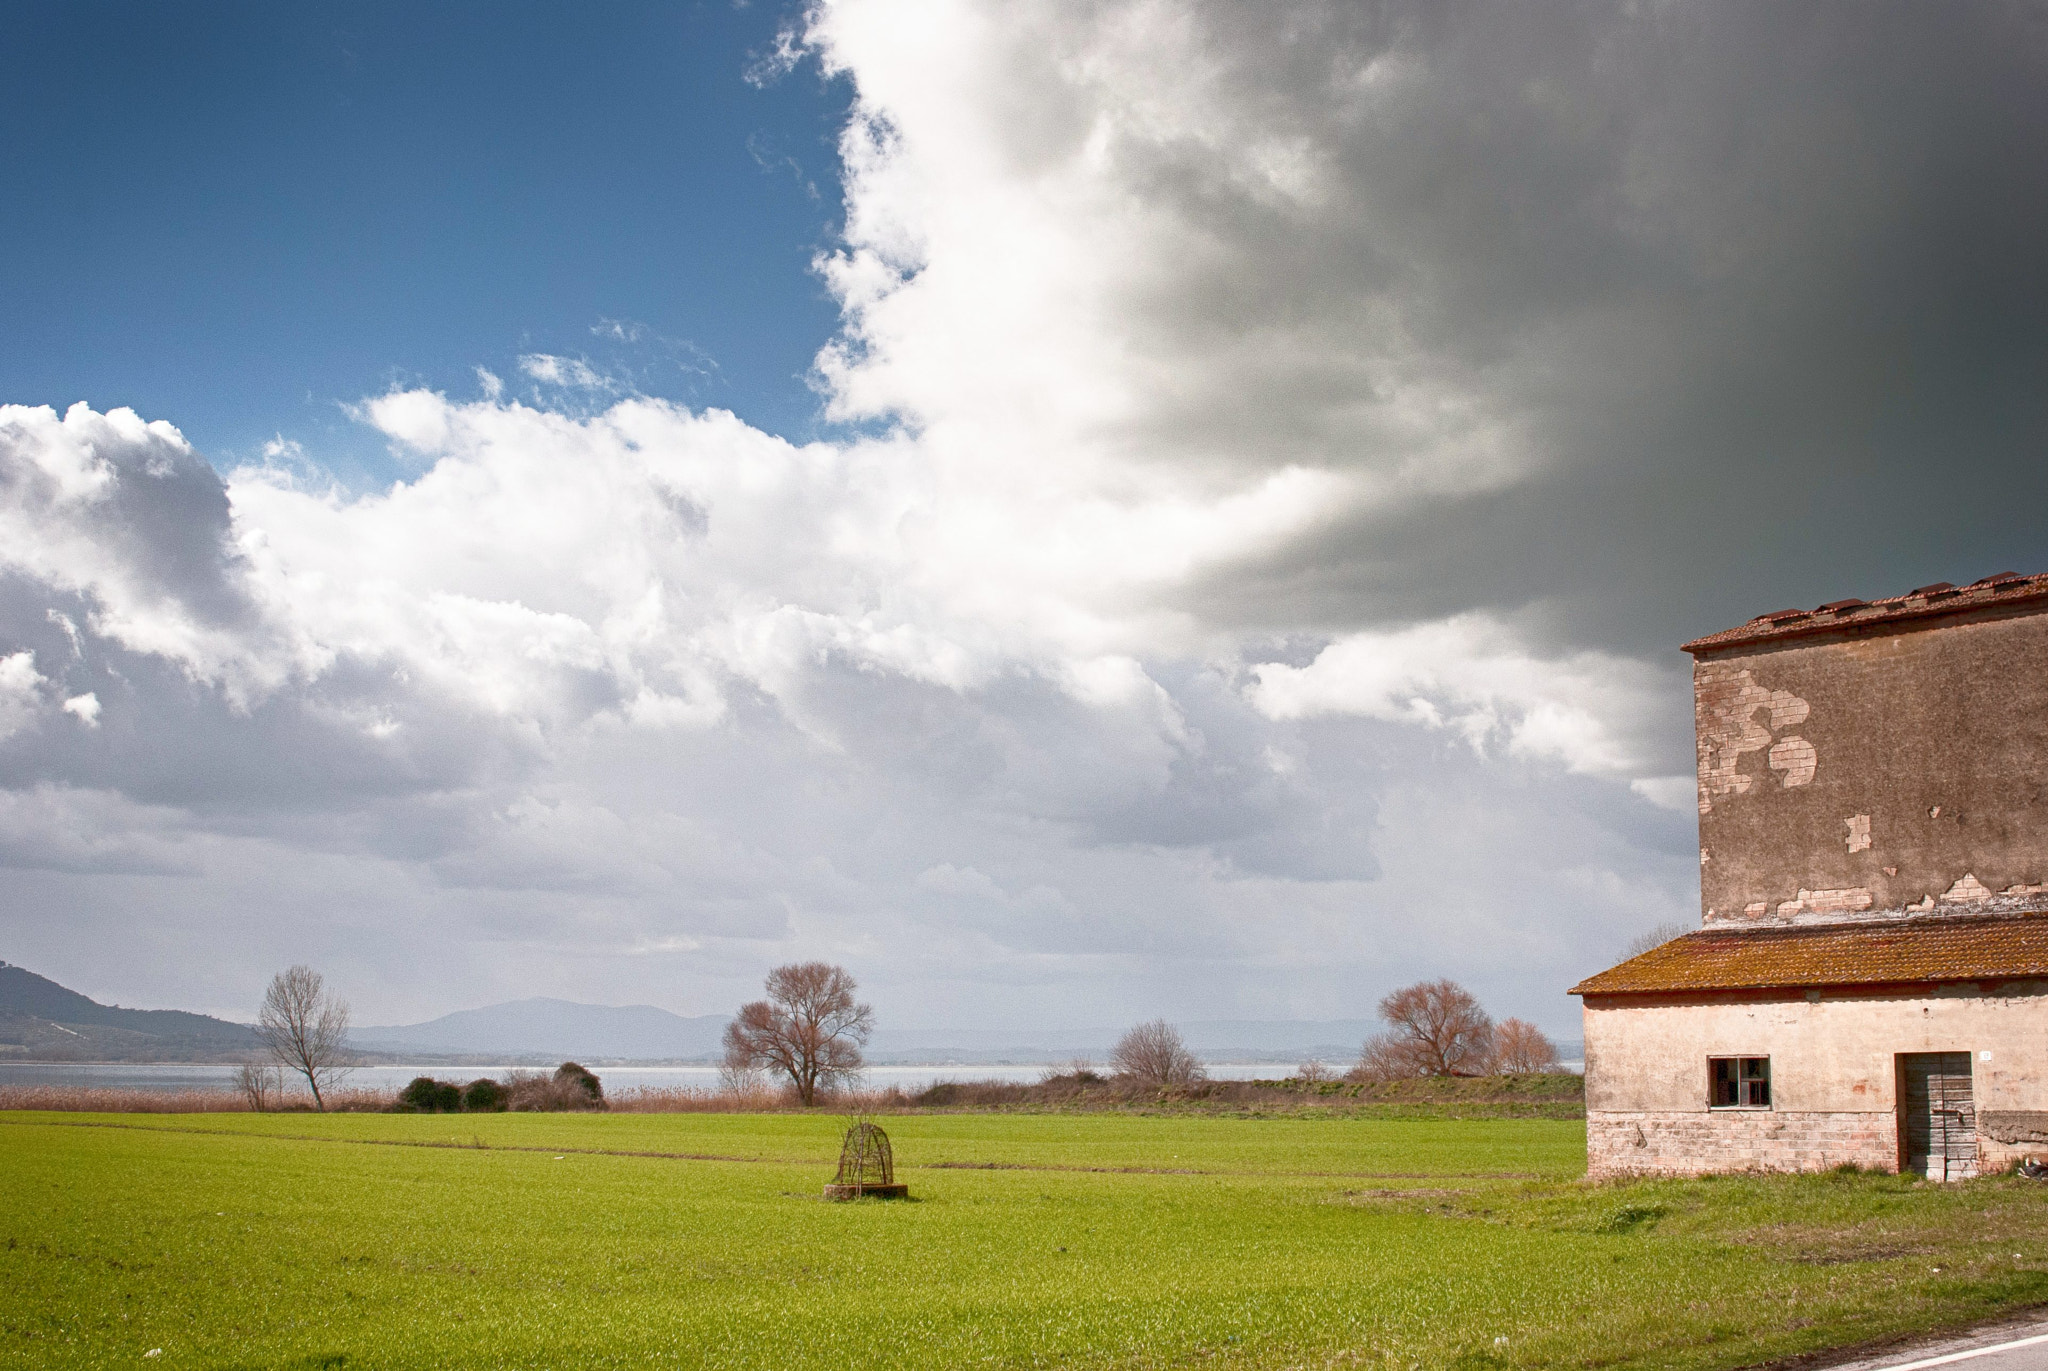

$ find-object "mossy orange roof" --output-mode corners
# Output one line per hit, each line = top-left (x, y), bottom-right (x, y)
(1570, 913), (2048, 996)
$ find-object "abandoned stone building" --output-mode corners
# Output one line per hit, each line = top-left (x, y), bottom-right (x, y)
(1571, 571), (2048, 1179)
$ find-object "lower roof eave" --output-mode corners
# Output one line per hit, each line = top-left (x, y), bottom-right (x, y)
(1576, 977), (2048, 1008)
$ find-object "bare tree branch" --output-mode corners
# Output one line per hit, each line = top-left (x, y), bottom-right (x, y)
(720, 962), (873, 1106)
(1491, 1017), (1560, 1073)
(232, 1061), (282, 1111)
(1363, 979), (1494, 1078)
(1348, 1031), (1422, 1082)
(1110, 1020), (1204, 1090)
(255, 965), (352, 1110)
(1623, 921), (1693, 959)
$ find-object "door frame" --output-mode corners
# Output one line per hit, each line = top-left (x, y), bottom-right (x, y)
(1896, 1050), (1978, 1181)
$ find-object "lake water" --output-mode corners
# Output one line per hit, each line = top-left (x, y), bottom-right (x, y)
(0, 1060), (1306, 1095)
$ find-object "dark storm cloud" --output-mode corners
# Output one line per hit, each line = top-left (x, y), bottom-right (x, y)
(1149, 1), (2048, 649)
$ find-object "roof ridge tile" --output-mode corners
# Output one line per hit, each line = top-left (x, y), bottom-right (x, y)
(1685, 572), (2048, 656)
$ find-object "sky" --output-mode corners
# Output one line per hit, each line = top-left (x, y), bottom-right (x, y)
(2, 0), (2045, 1038)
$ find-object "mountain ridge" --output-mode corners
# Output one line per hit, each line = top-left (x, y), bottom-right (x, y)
(2, 962), (1580, 1066)
(0, 961), (258, 1061)
(354, 997), (729, 1061)
(356, 1007), (1412, 1064)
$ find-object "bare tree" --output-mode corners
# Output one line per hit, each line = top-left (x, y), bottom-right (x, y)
(716, 1055), (764, 1095)
(256, 965), (352, 1110)
(1348, 1032), (1422, 1082)
(1623, 921), (1693, 959)
(1110, 1020), (1205, 1090)
(721, 962), (873, 1106)
(1491, 1018), (1561, 1073)
(1370, 979), (1494, 1077)
(233, 1061), (283, 1111)
(1296, 1059), (1333, 1084)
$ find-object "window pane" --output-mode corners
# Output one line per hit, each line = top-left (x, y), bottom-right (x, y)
(1740, 1058), (1769, 1107)
(1710, 1057), (1771, 1108)
(1711, 1058), (1735, 1106)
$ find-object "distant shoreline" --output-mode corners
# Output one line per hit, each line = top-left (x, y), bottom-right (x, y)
(0, 1057), (1308, 1071)
(0, 1060), (1312, 1089)
(0, 1059), (1583, 1095)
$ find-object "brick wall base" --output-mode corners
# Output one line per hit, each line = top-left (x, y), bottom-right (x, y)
(1978, 1135), (2043, 1175)
(1589, 1110), (2048, 1179)
(1588, 1110), (1897, 1178)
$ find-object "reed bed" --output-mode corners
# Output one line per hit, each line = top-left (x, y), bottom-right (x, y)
(0, 1071), (1583, 1117)
(605, 1083), (915, 1113)
(602, 1072), (1582, 1115)
(0, 1084), (396, 1113)
(896, 1069), (1586, 1115)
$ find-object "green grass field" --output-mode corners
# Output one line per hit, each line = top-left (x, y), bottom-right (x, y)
(4, 1110), (2046, 1370)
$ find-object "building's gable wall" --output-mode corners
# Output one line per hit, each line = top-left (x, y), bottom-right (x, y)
(1695, 609), (2048, 926)
(1583, 986), (2048, 1177)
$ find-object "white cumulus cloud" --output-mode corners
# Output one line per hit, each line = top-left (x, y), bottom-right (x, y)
(0, 651), (46, 741)
(1245, 616), (1666, 780)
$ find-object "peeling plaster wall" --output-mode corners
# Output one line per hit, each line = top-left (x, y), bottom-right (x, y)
(1694, 607), (2048, 926)
(1582, 986), (2048, 1177)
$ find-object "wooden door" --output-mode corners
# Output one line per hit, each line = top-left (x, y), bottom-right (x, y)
(1901, 1052), (1977, 1180)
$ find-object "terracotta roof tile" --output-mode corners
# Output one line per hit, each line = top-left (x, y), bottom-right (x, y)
(1569, 913), (2048, 996)
(1682, 571), (2048, 656)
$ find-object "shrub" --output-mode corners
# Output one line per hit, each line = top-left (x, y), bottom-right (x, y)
(396, 1076), (462, 1113)
(555, 1062), (604, 1105)
(1111, 1021), (1205, 1090)
(503, 1066), (606, 1112)
(503, 1071), (560, 1111)
(233, 1061), (284, 1111)
(462, 1078), (506, 1112)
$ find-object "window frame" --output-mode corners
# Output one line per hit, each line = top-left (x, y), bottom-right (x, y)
(1709, 1055), (1772, 1110)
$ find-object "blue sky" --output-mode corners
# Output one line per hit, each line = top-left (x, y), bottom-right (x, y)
(1, 1), (2043, 1033)
(1, 1), (846, 481)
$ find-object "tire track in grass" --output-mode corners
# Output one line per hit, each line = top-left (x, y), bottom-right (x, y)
(0, 1117), (802, 1167)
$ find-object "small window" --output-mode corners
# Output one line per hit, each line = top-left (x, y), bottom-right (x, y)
(1710, 1056), (1771, 1109)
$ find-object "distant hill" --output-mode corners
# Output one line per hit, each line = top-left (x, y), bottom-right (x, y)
(863, 1021), (1581, 1067)
(353, 998), (730, 1061)
(861, 1020), (1385, 1065)
(0, 961), (1580, 1068)
(355, 1006), (1576, 1066)
(0, 961), (258, 1061)
(353, 1009), (1395, 1065)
